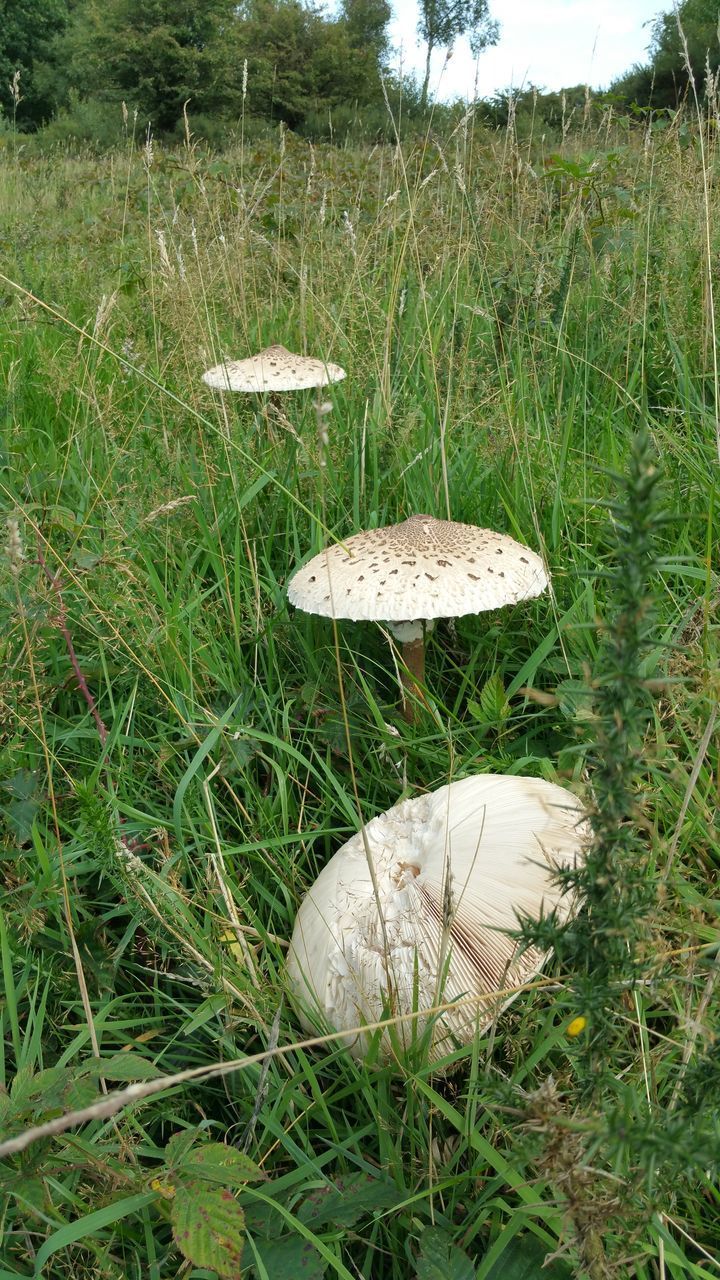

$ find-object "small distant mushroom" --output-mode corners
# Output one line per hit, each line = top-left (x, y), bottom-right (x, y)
(202, 344), (345, 452)
(202, 344), (346, 394)
(286, 773), (587, 1064)
(287, 514), (548, 719)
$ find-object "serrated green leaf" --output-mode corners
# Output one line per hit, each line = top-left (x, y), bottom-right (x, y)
(7, 1173), (47, 1216)
(7, 1064), (99, 1123)
(297, 1172), (398, 1228)
(90, 1052), (160, 1081)
(11, 1065), (72, 1112)
(172, 1183), (245, 1279)
(482, 1235), (573, 1279)
(62, 1076), (100, 1110)
(554, 679), (593, 722)
(3, 796), (41, 843)
(0, 1090), (12, 1127)
(415, 1227), (475, 1280)
(165, 1130), (200, 1167)
(1, 771), (40, 801)
(72, 550), (103, 569)
(479, 672), (511, 724)
(182, 1143), (265, 1188)
(250, 1233), (325, 1279)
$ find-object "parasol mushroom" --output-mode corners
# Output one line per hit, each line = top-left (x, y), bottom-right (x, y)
(286, 773), (587, 1064)
(202, 344), (346, 394)
(202, 344), (345, 452)
(287, 514), (548, 719)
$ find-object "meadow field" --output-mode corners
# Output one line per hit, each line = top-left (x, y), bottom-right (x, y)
(0, 103), (718, 1277)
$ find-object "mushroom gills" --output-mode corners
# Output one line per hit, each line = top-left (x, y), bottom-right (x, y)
(287, 774), (588, 1063)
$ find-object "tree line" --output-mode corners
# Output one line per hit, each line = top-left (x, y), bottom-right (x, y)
(1, 0), (718, 143)
(609, 0), (720, 114)
(0, 0), (496, 138)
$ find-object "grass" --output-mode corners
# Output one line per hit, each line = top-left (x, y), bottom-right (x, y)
(0, 101), (718, 1278)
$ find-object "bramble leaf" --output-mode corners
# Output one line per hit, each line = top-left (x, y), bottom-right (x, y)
(415, 1227), (475, 1280)
(171, 1182), (245, 1278)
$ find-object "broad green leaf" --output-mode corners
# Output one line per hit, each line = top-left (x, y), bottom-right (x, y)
(479, 672), (511, 724)
(181, 1143), (265, 1188)
(482, 1235), (572, 1280)
(297, 1172), (399, 1227)
(61, 1075), (100, 1111)
(250, 1233), (326, 1279)
(89, 1052), (160, 1081)
(72, 549), (103, 569)
(5, 1172), (47, 1215)
(3, 796), (41, 844)
(554, 679), (593, 722)
(165, 1130), (201, 1167)
(1, 770), (40, 801)
(171, 1183), (245, 1279)
(0, 1091), (12, 1127)
(10, 1065), (77, 1114)
(415, 1227), (475, 1280)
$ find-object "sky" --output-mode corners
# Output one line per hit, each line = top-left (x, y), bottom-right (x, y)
(388, 0), (666, 101)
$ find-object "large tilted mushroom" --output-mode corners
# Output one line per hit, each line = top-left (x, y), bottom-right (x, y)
(202, 344), (346, 393)
(287, 514), (548, 718)
(287, 774), (587, 1064)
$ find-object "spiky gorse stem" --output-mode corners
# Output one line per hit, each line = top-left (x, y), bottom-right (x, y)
(568, 428), (663, 1043)
(521, 429), (664, 1061)
(511, 432), (719, 1269)
(510, 432), (665, 1272)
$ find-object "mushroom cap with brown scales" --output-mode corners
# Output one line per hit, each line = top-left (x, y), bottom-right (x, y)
(286, 774), (588, 1064)
(202, 344), (346, 393)
(286, 514), (549, 624)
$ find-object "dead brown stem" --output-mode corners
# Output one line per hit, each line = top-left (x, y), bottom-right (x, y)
(400, 636), (426, 723)
(36, 539), (108, 747)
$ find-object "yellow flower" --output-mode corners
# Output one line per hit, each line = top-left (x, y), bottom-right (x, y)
(566, 1015), (587, 1038)
(150, 1178), (176, 1199)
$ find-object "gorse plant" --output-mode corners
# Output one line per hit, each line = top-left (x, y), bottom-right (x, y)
(522, 429), (665, 1049)
(513, 431), (718, 1278)
(570, 430), (664, 1042)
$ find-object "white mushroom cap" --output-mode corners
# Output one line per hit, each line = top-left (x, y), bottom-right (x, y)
(202, 344), (346, 393)
(286, 514), (548, 625)
(287, 774), (587, 1063)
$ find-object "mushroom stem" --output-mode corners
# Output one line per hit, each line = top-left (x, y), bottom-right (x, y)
(400, 637), (426, 722)
(264, 391), (282, 443)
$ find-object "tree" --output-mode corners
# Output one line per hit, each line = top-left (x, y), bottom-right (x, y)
(0, 0), (70, 127)
(230, 0), (391, 131)
(341, 0), (391, 61)
(41, 0), (394, 136)
(417, 0), (498, 109)
(49, 0), (238, 131)
(649, 0), (720, 102)
(610, 0), (720, 111)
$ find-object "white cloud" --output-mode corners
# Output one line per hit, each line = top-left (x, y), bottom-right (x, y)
(388, 0), (663, 100)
